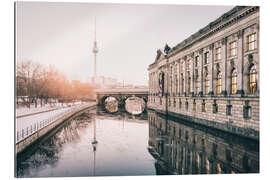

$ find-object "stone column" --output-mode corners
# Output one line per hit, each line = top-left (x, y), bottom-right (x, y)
(175, 62), (179, 95)
(156, 71), (158, 95)
(150, 73), (152, 94)
(190, 53), (195, 96)
(209, 44), (214, 95)
(178, 60), (181, 96)
(222, 37), (227, 95)
(180, 60), (184, 95)
(169, 64), (172, 96)
(237, 29), (245, 95)
(184, 56), (187, 96)
(199, 49), (204, 96)
(173, 62), (176, 96)
(164, 66), (168, 95)
(256, 24), (260, 95)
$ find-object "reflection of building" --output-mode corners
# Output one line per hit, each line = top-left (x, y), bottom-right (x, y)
(148, 6), (259, 140)
(148, 110), (259, 174)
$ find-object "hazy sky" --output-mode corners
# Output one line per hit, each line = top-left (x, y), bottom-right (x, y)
(16, 2), (233, 85)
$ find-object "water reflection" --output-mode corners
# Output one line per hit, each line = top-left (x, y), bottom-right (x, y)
(104, 97), (118, 113)
(16, 107), (259, 177)
(16, 108), (156, 177)
(148, 110), (259, 174)
(125, 97), (145, 115)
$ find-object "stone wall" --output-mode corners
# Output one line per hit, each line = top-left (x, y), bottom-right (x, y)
(148, 96), (259, 139)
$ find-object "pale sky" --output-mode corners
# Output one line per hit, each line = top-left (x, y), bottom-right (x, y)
(16, 2), (233, 85)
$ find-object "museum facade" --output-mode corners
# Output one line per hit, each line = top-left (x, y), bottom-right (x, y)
(147, 6), (259, 140)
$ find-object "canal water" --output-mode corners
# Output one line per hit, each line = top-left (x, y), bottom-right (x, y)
(16, 107), (259, 177)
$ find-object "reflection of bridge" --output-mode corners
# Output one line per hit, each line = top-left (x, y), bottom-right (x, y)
(96, 88), (148, 107)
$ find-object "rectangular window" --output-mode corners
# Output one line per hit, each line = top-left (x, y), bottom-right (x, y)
(195, 76), (200, 95)
(202, 100), (206, 112)
(181, 74), (184, 94)
(243, 101), (252, 119)
(204, 52), (209, 64)
(244, 106), (252, 119)
(179, 128), (182, 138)
(216, 75), (222, 94)
(188, 75), (191, 94)
(213, 100), (218, 113)
(205, 79), (210, 94)
(195, 56), (199, 67)
(193, 100), (196, 111)
(175, 75), (178, 94)
(249, 70), (257, 94)
(185, 101), (189, 111)
(229, 41), (237, 57)
(215, 47), (221, 60)
(232, 76), (237, 94)
(226, 105), (232, 116)
(247, 33), (256, 51)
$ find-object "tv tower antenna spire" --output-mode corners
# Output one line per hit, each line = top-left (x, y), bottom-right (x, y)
(92, 17), (98, 78)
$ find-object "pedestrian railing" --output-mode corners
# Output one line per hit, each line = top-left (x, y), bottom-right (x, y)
(16, 103), (90, 144)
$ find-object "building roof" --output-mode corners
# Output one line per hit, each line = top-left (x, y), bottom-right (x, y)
(149, 6), (259, 69)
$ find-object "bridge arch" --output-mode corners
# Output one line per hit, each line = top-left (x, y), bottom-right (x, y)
(124, 96), (147, 114)
(96, 88), (148, 114)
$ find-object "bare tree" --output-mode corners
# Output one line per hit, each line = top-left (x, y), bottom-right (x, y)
(16, 60), (95, 108)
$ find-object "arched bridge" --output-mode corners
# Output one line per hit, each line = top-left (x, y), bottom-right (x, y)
(96, 88), (148, 108)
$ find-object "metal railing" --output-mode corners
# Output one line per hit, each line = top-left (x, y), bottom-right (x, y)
(16, 104), (90, 144)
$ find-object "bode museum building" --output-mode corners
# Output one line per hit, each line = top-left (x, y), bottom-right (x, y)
(147, 6), (259, 140)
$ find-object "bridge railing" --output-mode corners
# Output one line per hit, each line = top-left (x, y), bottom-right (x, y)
(15, 104), (89, 144)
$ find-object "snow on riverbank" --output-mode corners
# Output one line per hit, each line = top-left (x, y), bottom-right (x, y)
(16, 102), (85, 117)
(15, 102), (96, 143)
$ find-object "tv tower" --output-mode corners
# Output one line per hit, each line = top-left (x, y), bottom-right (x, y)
(92, 17), (98, 79)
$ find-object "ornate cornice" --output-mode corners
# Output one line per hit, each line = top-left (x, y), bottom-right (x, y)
(167, 6), (259, 58)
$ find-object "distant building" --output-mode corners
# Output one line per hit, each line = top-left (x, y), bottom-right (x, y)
(90, 76), (119, 88)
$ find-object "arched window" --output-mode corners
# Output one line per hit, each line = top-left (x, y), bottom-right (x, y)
(216, 72), (222, 94)
(195, 74), (200, 95)
(174, 64), (178, 95)
(205, 71), (209, 95)
(231, 69), (237, 94)
(175, 74), (178, 95)
(170, 66), (173, 95)
(185, 101), (189, 111)
(193, 99), (196, 111)
(249, 65), (257, 94)
(188, 72), (191, 94)
(202, 99), (206, 112)
(158, 72), (165, 96)
(181, 73), (184, 94)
